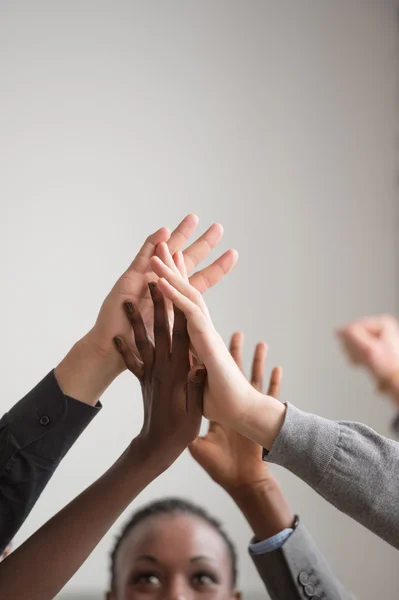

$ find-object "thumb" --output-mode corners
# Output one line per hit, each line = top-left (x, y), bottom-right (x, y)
(189, 436), (209, 467)
(187, 367), (207, 415)
(188, 436), (202, 457)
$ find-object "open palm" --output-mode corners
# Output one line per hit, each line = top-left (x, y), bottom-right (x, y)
(91, 214), (238, 360)
(190, 332), (282, 493)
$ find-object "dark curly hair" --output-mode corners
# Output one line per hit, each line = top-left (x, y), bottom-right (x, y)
(110, 498), (238, 591)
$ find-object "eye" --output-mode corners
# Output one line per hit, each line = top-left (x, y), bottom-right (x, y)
(192, 572), (218, 587)
(132, 572), (162, 586)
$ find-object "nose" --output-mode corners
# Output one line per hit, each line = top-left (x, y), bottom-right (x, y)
(164, 575), (192, 600)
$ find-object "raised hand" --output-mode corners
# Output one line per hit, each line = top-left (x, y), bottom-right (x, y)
(90, 214), (238, 362)
(190, 332), (282, 493)
(338, 315), (399, 400)
(114, 282), (206, 471)
(149, 244), (286, 451)
(190, 332), (294, 540)
(0, 285), (206, 600)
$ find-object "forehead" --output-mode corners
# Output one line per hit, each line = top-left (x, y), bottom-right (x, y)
(115, 513), (231, 577)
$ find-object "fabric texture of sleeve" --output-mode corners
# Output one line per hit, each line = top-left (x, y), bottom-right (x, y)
(249, 528), (294, 554)
(265, 402), (399, 549)
(0, 370), (100, 552)
(249, 519), (354, 600)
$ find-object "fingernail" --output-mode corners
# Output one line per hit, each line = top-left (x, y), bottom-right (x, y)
(114, 337), (122, 349)
(124, 302), (134, 314)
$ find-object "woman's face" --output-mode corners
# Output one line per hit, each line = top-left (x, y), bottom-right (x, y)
(107, 514), (240, 600)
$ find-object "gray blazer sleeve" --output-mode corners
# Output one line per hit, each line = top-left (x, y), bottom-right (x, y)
(266, 403), (399, 549)
(249, 521), (354, 600)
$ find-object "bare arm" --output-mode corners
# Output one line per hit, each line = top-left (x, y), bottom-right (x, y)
(0, 440), (157, 599)
(0, 291), (205, 599)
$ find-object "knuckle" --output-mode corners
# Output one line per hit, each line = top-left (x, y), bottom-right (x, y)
(191, 305), (203, 318)
(173, 305), (186, 318)
(153, 324), (167, 337)
(136, 338), (150, 352)
(172, 328), (189, 341)
(192, 288), (203, 304)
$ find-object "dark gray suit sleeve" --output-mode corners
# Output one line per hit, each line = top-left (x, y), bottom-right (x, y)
(249, 521), (354, 600)
(265, 403), (399, 549)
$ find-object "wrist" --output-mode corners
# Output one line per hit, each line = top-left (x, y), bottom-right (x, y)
(230, 478), (295, 540)
(227, 473), (280, 499)
(55, 331), (124, 406)
(120, 437), (166, 483)
(229, 389), (286, 451)
(127, 435), (181, 478)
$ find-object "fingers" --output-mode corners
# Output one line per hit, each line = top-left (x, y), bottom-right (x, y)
(151, 255), (209, 315)
(267, 366), (282, 399)
(148, 282), (171, 365)
(189, 249), (239, 294)
(156, 242), (181, 273)
(172, 304), (190, 371)
(183, 223), (224, 274)
(156, 277), (207, 323)
(127, 227), (171, 274)
(156, 277), (218, 364)
(338, 323), (375, 363)
(167, 214), (199, 256)
(229, 332), (244, 372)
(251, 342), (268, 392)
(186, 366), (207, 416)
(123, 302), (154, 368)
(173, 250), (189, 281)
(338, 315), (398, 339)
(344, 325), (375, 360)
(114, 336), (144, 380)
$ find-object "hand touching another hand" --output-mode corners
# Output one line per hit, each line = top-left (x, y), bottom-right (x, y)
(190, 333), (281, 493)
(55, 215), (236, 406)
(91, 214), (238, 361)
(150, 244), (286, 450)
(114, 282), (207, 472)
(0, 283), (206, 600)
(190, 332), (294, 539)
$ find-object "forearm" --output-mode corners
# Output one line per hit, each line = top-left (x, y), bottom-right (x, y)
(227, 390), (286, 452)
(55, 329), (123, 406)
(242, 398), (399, 549)
(0, 369), (101, 552)
(0, 439), (160, 600)
(229, 478), (295, 540)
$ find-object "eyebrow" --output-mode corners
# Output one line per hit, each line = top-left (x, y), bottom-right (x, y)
(135, 555), (217, 564)
(190, 556), (217, 564)
(135, 555), (158, 563)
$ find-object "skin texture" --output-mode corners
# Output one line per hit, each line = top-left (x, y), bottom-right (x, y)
(91, 214), (237, 361)
(0, 293), (205, 600)
(149, 244), (286, 451)
(55, 214), (237, 406)
(108, 514), (240, 600)
(114, 287), (206, 471)
(338, 315), (399, 406)
(190, 332), (294, 540)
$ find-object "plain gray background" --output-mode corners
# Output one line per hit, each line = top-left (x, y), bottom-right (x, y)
(1, 1), (398, 598)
